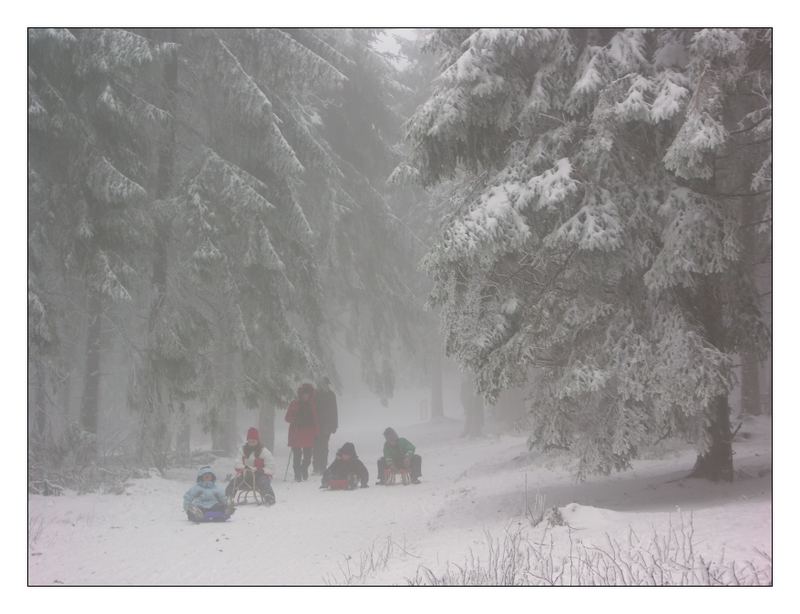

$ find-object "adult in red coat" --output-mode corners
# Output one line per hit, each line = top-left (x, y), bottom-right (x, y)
(285, 382), (319, 481)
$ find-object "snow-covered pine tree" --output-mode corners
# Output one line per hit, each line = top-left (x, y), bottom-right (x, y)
(409, 28), (771, 480)
(141, 28), (422, 450)
(386, 31), (455, 418)
(155, 29), (329, 453)
(290, 29), (423, 403)
(29, 29), (171, 454)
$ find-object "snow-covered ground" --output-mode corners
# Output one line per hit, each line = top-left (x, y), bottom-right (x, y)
(28, 415), (771, 586)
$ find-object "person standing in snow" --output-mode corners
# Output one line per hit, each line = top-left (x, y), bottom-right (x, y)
(285, 382), (319, 481)
(312, 376), (338, 475)
(321, 442), (369, 489)
(225, 427), (276, 505)
(377, 427), (422, 484)
(183, 466), (234, 522)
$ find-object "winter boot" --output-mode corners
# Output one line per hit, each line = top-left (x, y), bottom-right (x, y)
(187, 505), (204, 522)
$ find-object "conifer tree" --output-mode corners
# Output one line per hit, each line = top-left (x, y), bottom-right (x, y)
(29, 28), (171, 453)
(409, 28), (771, 480)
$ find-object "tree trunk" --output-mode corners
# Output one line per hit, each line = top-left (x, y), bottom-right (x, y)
(33, 361), (48, 444)
(175, 401), (191, 458)
(210, 342), (237, 455)
(80, 288), (103, 449)
(739, 201), (761, 416)
(740, 352), (761, 416)
(258, 401), (275, 453)
(766, 359), (772, 416)
(689, 395), (734, 481)
(138, 31), (178, 466)
(690, 284), (734, 481)
(430, 346), (444, 420)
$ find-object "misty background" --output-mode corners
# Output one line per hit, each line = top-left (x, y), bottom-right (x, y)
(28, 27), (771, 491)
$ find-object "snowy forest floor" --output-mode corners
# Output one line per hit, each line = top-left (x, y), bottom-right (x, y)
(28, 415), (772, 585)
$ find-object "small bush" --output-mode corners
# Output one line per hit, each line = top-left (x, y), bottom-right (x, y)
(324, 536), (419, 585)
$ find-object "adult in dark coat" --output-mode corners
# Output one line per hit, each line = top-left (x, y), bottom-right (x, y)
(285, 383), (320, 481)
(312, 376), (339, 474)
(320, 442), (369, 489)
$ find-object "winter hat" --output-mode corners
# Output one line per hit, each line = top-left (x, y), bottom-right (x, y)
(383, 427), (398, 439)
(246, 427), (260, 441)
(298, 382), (315, 396)
(196, 465), (216, 482)
(339, 442), (357, 457)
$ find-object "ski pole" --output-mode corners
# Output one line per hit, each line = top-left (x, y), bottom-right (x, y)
(284, 449), (292, 481)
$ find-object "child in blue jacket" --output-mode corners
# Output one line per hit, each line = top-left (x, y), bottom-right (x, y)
(183, 465), (234, 522)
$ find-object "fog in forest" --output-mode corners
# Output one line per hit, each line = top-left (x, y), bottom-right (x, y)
(27, 26), (772, 588)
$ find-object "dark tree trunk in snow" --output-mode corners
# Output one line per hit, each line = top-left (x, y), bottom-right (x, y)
(741, 352), (762, 416)
(690, 396), (734, 481)
(767, 366), (772, 416)
(139, 36), (178, 466)
(210, 343), (237, 455)
(690, 284), (734, 482)
(80, 288), (103, 447)
(32, 361), (48, 445)
(430, 347), (444, 420)
(739, 202), (761, 416)
(258, 402), (275, 453)
(175, 402), (191, 457)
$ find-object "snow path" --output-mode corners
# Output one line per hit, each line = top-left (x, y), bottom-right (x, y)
(28, 417), (771, 585)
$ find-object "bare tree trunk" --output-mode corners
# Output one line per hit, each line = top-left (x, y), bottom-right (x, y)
(739, 201), (761, 416)
(258, 401), (275, 453)
(137, 31), (178, 468)
(767, 367), (772, 416)
(430, 346), (444, 420)
(80, 288), (103, 450)
(175, 401), (191, 458)
(690, 284), (734, 482)
(690, 395), (734, 481)
(32, 361), (48, 443)
(741, 352), (761, 416)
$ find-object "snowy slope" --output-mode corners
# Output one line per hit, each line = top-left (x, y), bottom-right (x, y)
(28, 416), (771, 585)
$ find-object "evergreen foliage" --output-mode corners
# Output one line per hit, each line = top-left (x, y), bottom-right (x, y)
(409, 28), (771, 478)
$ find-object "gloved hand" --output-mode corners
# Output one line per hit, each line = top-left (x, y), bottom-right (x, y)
(402, 456), (412, 469)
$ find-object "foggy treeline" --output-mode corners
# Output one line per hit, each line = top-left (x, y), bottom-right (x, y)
(28, 28), (771, 493)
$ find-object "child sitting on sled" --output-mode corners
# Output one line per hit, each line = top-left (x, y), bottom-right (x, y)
(183, 465), (234, 522)
(321, 442), (369, 489)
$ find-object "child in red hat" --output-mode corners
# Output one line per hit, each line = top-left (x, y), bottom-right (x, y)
(225, 427), (276, 504)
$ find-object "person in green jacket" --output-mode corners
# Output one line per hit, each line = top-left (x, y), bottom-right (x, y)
(376, 427), (422, 484)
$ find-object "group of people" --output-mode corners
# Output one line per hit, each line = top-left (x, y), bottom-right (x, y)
(182, 380), (423, 522)
(285, 378), (338, 482)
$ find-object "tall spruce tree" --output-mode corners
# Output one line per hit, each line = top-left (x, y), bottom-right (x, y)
(29, 29), (172, 456)
(29, 28), (425, 467)
(409, 28), (771, 480)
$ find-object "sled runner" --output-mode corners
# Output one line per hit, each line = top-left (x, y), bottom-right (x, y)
(227, 466), (274, 505)
(325, 474), (360, 490)
(381, 468), (411, 486)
